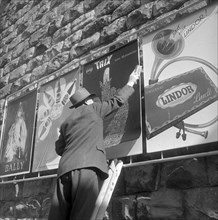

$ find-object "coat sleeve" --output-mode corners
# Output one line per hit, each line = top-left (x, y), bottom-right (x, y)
(55, 129), (66, 156)
(93, 85), (134, 118)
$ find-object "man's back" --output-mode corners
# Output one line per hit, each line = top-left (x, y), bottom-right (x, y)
(56, 104), (108, 179)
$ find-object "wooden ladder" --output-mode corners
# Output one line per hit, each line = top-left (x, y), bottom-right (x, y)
(91, 159), (123, 220)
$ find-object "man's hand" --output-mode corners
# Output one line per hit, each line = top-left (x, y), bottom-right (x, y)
(127, 65), (142, 87)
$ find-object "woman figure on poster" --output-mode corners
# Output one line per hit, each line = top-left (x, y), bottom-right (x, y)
(4, 102), (27, 162)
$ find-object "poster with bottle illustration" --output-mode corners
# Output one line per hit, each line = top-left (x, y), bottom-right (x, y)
(142, 3), (218, 153)
(83, 40), (143, 159)
(0, 90), (37, 177)
(32, 68), (80, 172)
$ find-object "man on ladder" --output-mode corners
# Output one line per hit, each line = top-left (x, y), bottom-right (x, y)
(48, 65), (142, 220)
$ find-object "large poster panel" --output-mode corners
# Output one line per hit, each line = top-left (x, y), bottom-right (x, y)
(83, 40), (143, 159)
(142, 3), (218, 153)
(32, 68), (79, 172)
(0, 90), (37, 177)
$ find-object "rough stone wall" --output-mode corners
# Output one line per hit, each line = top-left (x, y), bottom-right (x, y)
(0, 0), (217, 219)
(0, 155), (217, 219)
(116, 155), (218, 220)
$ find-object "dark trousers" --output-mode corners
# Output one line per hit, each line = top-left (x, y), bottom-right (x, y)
(48, 168), (103, 220)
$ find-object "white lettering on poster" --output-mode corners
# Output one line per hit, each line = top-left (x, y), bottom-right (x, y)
(156, 83), (197, 109)
(4, 161), (24, 172)
(94, 55), (113, 69)
(193, 88), (212, 104)
(183, 14), (206, 38)
(173, 13), (206, 39)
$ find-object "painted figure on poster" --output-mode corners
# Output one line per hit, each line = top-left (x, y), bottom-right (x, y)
(100, 67), (129, 147)
(32, 75), (78, 172)
(4, 102), (27, 162)
(83, 40), (142, 159)
(37, 78), (77, 141)
(0, 90), (37, 177)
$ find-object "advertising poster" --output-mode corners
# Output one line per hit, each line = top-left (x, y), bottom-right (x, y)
(0, 90), (37, 177)
(142, 4), (218, 153)
(32, 68), (79, 172)
(83, 40), (143, 159)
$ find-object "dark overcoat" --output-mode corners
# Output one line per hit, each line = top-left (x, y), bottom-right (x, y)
(55, 85), (134, 179)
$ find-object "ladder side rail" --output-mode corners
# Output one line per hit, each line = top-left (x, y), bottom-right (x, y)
(95, 160), (123, 220)
(91, 160), (123, 220)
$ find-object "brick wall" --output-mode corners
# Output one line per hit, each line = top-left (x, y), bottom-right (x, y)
(0, 0), (217, 219)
